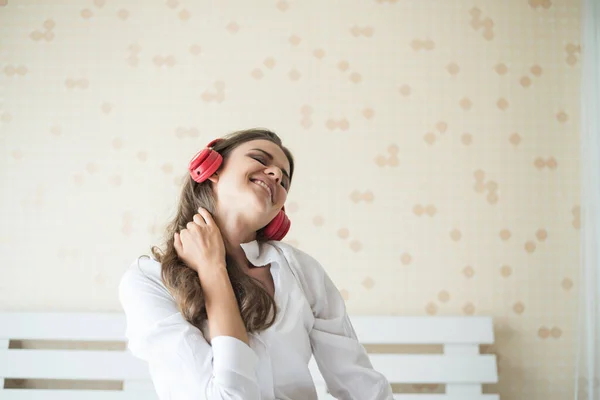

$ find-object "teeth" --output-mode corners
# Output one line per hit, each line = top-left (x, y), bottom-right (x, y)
(252, 179), (272, 199)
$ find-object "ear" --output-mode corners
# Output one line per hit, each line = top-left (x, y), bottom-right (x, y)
(207, 172), (219, 184)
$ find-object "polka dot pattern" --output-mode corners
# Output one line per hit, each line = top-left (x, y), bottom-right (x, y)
(1, 2), (580, 397)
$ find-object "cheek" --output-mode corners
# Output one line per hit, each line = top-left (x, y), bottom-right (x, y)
(280, 188), (289, 203)
(218, 176), (247, 196)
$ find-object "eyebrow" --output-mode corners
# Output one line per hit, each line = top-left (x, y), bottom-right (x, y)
(250, 148), (290, 182)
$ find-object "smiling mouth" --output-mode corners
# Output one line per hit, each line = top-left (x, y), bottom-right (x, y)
(251, 179), (272, 202)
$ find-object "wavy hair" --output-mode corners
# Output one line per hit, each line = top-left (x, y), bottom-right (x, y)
(150, 128), (294, 333)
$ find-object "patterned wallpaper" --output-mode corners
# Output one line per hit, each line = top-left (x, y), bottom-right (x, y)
(0, 0), (581, 399)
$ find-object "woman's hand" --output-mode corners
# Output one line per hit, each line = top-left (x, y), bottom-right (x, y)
(174, 207), (227, 278)
(174, 207), (249, 345)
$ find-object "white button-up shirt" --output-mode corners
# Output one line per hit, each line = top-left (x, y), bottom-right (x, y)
(118, 239), (394, 400)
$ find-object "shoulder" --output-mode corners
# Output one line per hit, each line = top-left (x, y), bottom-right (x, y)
(120, 255), (162, 286)
(268, 240), (330, 299)
(269, 241), (346, 316)
(269, 240), (324, 274)
(118, 255), (173, 306)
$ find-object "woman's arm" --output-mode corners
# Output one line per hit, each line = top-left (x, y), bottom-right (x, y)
(309, 272), (394, 400)
(119, 258), (261, 400)
(286, 246), (394, 400)
(201, 266), (249, 345)
(174, 207), (249, 346)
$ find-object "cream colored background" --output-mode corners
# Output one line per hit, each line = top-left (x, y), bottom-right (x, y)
(0, 0), (581, 399)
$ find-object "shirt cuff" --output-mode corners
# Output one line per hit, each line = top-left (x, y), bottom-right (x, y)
(211, 335), (259, 382)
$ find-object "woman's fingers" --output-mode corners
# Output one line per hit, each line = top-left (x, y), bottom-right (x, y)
(192, 213), (205, 225)
(186, 221), (196, 230)
(173, 232), (183, 252)
(196, 207), (214, 226)
(172, 207), (225, 275)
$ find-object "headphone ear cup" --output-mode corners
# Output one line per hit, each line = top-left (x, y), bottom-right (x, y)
(263, 209), (291, 241)
(188, 145), (223, 183)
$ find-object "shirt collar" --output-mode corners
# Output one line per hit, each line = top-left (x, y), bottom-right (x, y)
(239, 240), (281, 267)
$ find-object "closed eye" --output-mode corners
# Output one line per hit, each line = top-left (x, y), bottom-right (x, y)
(252, 155), (267, 165)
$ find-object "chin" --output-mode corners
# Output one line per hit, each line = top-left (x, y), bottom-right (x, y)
(249, 184), (275, 208)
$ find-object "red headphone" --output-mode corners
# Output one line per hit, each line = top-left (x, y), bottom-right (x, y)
(188, 139), (291, 241)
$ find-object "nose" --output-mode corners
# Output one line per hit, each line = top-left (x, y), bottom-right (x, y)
(266, 166), (283, 183)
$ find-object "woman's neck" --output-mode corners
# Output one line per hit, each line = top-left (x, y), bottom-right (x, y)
(211, 208), (260, 270)
(220, 233), (255, 271)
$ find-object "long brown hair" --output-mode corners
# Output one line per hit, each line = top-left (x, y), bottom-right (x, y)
(149, 128), (294, 333)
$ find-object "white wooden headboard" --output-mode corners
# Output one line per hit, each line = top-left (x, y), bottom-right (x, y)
(0, 312), (499, 399)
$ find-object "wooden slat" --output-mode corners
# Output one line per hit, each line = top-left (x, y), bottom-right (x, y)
(390, 396), (499, 400)
(315, 385), (499, 399)
(373, 354), (498, 383)
(0, 350), (148, 380)
(391, 397), (499, 400)
(316, 392), (499, 400)
(0, 312), (499, 399)
(0, 313), (126, 342)
(444, 344), (483, 395)
(0, 313), (495, 345)
(0, 390), (500, 400)
(0, 389), (158, 400)
(122, 381), (155, 393)
(350, 316), (495, 344)
(309, 354), (498, 384)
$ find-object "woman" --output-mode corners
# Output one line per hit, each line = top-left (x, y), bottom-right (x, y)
(118, 128), (394, 399)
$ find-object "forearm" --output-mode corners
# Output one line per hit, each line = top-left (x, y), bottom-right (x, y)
(199, 266), (249, 346)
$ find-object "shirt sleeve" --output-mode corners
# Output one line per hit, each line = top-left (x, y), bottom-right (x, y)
(118, 258), (262, 400)
(289, 248), (394, 400)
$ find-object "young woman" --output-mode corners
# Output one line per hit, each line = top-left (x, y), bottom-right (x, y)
(119, 128), (394, 399)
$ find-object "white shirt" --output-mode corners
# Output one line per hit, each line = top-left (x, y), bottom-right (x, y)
(118, 239), (394, 400)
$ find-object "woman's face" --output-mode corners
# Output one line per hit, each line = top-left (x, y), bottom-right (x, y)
(209, 139), (291, 228)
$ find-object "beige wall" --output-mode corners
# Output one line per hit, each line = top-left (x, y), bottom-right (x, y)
(0, 0), (581, 399)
